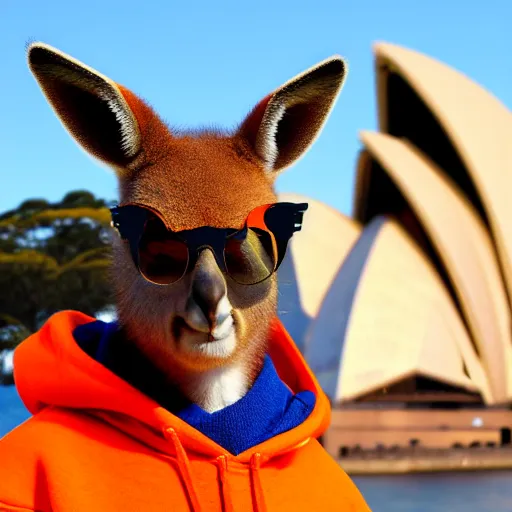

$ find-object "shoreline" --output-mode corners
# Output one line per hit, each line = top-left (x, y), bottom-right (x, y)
(340, 447), (512, 475)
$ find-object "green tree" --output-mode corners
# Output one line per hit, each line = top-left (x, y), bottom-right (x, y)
(0, 190), (115, 348)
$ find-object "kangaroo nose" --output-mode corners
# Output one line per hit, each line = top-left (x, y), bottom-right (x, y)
(184, 250), (230, 333)
(191, 272), (226, 327)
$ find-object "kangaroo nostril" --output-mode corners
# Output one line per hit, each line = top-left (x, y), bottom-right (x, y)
(192, 274), (226, 328)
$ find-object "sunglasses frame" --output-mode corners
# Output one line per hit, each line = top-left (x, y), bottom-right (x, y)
(109, 201), (308, 285)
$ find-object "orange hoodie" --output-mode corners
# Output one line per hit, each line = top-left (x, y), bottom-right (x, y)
(0, 311), (370, 512)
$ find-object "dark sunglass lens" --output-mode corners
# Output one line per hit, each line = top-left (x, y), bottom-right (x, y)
(138, 216), (189, 285)
(224, 227), (277, 285)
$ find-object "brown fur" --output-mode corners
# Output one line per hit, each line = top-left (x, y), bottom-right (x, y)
(113, 131), (279, 383)
(27, 43), (347, 409)
(111, 92), (278, 386)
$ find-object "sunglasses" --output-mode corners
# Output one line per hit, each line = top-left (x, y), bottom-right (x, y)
(109, 202), (308, 286)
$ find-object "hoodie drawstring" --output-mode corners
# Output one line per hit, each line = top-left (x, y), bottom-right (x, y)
(217, 453), (267, 512)
(164, 427), (268, 512)
(249, 453), (267, 512)
(216, 455), (234, 512)
(165, 427), (202, 512)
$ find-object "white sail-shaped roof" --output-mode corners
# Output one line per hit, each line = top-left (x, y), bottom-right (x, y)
(354, 132), (512, 403)
(374, 41), (512, 307)
(304, 216), (491, 404)
(276, 192), (360, 351)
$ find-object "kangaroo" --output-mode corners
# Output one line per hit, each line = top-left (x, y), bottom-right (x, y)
(0, 43), (371, 512)
(27, 42), (346, 413)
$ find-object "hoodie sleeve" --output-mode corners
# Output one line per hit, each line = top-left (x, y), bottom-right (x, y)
(0, 419), (50, 512)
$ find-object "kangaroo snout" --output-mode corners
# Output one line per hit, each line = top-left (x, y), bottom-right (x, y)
(184, 250), (232, 336)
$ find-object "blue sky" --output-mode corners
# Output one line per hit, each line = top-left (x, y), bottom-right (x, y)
(1, 1), (511, 217)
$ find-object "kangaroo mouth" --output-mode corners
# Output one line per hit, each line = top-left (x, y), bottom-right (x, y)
(172, 317), (205, 340)
(171, 315), (237, 360)
(172, 316), (235, 344)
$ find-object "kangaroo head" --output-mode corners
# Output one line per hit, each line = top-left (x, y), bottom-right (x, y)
(28, 43), (346, 410)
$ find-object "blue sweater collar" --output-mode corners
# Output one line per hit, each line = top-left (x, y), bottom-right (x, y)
(175, 353), (315, 455)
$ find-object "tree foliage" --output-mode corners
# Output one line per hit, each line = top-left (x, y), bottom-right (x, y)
(0, 190), (115, 349)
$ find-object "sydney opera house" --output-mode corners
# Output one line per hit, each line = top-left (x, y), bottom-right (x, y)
(277, 42), (512, 458)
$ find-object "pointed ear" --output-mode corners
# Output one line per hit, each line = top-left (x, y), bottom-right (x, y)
(27, 42), (142, 171)
(237, 55), (347, 173)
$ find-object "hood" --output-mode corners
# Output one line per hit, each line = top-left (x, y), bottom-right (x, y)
(13, 310), (331, 464)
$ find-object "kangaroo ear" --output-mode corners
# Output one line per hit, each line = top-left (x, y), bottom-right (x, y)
(238, 56), (347, 173)
(28, 42), (141, 171)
